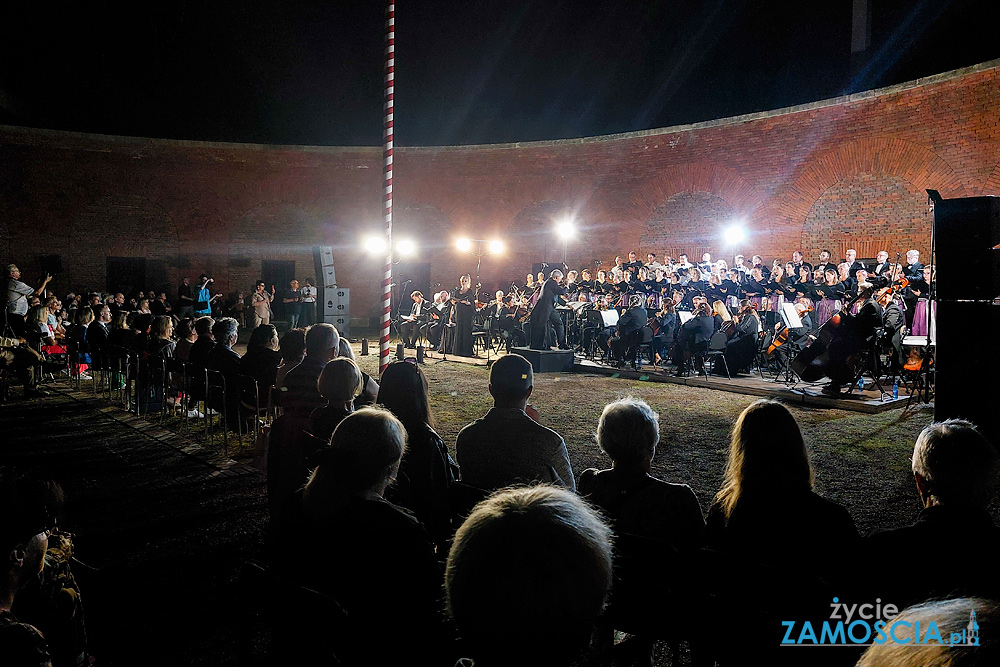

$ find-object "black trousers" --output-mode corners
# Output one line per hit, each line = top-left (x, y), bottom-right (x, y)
(529, 310), (565, 349)
(401, 320), (422, 347)
(609, 329), (642, 362)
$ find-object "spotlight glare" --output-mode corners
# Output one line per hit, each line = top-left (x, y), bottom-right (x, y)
(723, 225), (746, 245)
(555, 218), (575, 240)
(489, 240), (504, 254)
(364, 236), (387, 255)
(397, 239), (416, 256)
(456, 238), (472, 252)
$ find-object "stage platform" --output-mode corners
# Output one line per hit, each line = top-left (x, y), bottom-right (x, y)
(574, 358), (918, 414)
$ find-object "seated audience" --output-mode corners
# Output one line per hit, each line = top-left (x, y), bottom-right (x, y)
(271, 408), (449, 666)
(855, 597), (998, 667)
(64, 306), (93, 380)
(85, 304), (111, 374)
(579, 396), (704, 549)
(336, 337), (378, 407)
(239, 324), (282, 393)
(280, 323), (339, 418)
(379, 360), (455, 545)
(704, 399), (858, 584)
(205, 317), (242, 426)
(0, 469), (61, 665)
(860, 419), (1000, 608)
(106, 311), (132, 349)
(456, 353), (574, 491)
(148, 315), (176, 360)
(446, 486), (613, 667)
(172, 318), (196, 361)
(307, 357), (362, 442)
(273, 327), (306, 390)
(187, 316), (216, 369)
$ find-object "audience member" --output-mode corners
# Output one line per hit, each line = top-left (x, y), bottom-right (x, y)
(172, 318), (196, 361)
(307, 357), (362, 442)
(187, 316), (216, 369)
(271, 408), (449, 666)
(239, 324), (282, 393)
(273, 327), (306, 390)
(280, 323), (339, 418)
(704, 399), (858, 584)
(336, 337), (378, 407)
(148, 316), (176, 360)
(5, 264), (52, 337)
(205, 317), (242, 426)
(855, 597), (998, 667)
(860, 419), (1000, 607)
(107, 311), (131, 349)
(579, 396), (704, 549)
(0, 469), (61, 665)
(85, 304), (111, 373)
(379, 360), (456, 544)
(446, 486), (613, 667)
(64, 307), (94, 380)
(456, 354), (574, 491)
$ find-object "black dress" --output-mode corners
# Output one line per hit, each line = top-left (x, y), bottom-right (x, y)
(452, 288), (475, 357)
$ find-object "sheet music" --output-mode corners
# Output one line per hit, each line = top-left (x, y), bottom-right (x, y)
(678, 311), (693, 324)
(601, 309), (620, 327)
(780, 303), (803, 329)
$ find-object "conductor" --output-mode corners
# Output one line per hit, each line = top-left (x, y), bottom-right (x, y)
(529, 269), (568, 350)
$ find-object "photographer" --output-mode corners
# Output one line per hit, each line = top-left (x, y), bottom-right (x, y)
(193, 274), (221, 318)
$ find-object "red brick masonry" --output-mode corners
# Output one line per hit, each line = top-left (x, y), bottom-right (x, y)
(2, 60), (998, 318)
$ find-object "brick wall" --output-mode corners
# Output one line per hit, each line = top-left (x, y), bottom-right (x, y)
(2, 60), (999, 319)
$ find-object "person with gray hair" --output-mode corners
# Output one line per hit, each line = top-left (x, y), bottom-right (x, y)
(205, 316), (243, 427)
(446, 485), (613, 667)
(280, 323), (340, 417)
(270, 407), (449, 665)
(861, 419), (1000, 608)
(528, 268), (568, 349)
(579, 397), (704, 547)
(856, 597), (999, 667)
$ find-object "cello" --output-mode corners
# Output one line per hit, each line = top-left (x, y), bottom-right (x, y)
(790, 286), (880, 384)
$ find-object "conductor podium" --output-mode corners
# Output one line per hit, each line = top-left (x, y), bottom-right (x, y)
(512, 347), (575, 373)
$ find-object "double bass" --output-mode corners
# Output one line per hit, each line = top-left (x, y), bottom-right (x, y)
(790, 286), (880, 384)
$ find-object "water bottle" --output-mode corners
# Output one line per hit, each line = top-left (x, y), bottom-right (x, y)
(892, 381), (899, 400)
(858, 376), (864, 390)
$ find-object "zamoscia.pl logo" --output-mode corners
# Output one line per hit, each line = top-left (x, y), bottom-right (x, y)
(781, 598), (980, 647)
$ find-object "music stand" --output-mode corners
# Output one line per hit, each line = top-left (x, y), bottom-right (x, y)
(772, 303), (804, 386)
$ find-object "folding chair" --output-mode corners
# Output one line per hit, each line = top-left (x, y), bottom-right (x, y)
(703, 331), (731, 379)
(237, 374), (262, 449)
(206, 369), (229, 453)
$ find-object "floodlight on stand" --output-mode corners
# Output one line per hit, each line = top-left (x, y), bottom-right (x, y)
(456, 238), (472, 252)
(723, 225), (746, 246)
(397, 239), (416, 256)
(555, 218), (575, 240)
(489, 240), (504, 254)
(364, 236), (387, 255)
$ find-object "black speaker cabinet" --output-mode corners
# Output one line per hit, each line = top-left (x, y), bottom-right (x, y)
(933, 196), (1000, 302)
(935, 300), (1000, 447)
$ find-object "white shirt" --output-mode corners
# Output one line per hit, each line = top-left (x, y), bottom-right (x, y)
(300, 285), (317, 303)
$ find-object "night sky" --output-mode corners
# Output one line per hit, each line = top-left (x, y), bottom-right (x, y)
(2, 0), (998, 147)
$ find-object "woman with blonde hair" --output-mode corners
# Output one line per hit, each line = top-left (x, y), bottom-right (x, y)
(705, 400), (858, 580)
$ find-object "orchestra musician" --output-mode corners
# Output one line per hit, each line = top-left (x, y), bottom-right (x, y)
(529, 269), (568, 350)
(599, 294), (646, 367)
(400, 290), (427, 348)
(452, 275), (476, 357)
(426, 290), (453, 352)
(674, 302), (714, 376)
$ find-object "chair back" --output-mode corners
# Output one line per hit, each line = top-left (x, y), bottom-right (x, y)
(639, 325), (654, 344)
(708, 331), (728, 351)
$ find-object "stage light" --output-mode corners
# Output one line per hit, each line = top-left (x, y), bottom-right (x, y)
(489, 240), (504, 254)
(555, 218), (575, 240)
(723, 225), (746, 245)
(456, 238), (472, 252)
(397, 239), (416, 256)
(364, 236), (387, 255)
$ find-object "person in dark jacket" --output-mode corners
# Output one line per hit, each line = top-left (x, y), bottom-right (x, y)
(378, 360), (455, 546)
(859, 419), (1000, 609)
(529, 269), (568, 349)
(674, 302), (715, 375)
(608, 295), (647, 367)
(205, 317), (241, 427)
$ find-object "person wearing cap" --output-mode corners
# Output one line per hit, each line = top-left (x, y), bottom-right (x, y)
(456, 354), (574, 492)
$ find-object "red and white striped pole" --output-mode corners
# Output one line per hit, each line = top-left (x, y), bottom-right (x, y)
(380, 0), (395, 375)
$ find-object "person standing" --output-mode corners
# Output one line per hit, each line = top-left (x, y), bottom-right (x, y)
(6, 265), (51, 337)
(250, 281), (274, 327)
(282, 279), (302, 329)
(451, 275), (475, 357)
(176, 276), (194, 319)
(529, 269), (568, 350)
(299, 278), (317, 327)
(194, 274), (219, 318)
